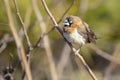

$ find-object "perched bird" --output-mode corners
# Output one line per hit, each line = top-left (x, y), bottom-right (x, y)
(63, 16), (97, 50)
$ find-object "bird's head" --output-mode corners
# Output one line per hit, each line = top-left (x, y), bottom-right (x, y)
(63, 16), (82, 28)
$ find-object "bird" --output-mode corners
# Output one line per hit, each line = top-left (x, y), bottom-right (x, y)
(63, 16), (97, 52)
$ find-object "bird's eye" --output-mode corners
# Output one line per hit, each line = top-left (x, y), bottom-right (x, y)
(69, 20), (73, 24)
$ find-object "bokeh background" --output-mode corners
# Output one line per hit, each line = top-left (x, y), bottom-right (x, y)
(0, 0), (120, 80)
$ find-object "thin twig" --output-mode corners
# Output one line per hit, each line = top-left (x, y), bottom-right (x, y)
(41, 0), (74, 36)
(103, 43), (120, 80)
(57, 0), (75, 24)
(57, 43), (71, 79)
(59, 0), (74, 24)
(18, 4), (33, 40)
(4, 0), (32, 80)
(41, 0), (98, 80)
(75, 51), (97, 80)
(0, 34), (13, 54)
(13, 0), (32, 51)
(30, 0), (74, 49)
(13, 1), (33, 79)
(87, 44), (120, 65)
(33, 33), (46, 48)
(0, 43), (6, 54)
(32, 0), (58, 80)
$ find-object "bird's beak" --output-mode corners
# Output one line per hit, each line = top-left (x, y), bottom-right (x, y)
(63, 19), (70, 26)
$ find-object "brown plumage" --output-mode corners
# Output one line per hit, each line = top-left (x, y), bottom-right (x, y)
(63, 16), (97, 45)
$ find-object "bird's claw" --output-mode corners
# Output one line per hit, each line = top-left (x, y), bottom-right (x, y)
(75, 48), (80, 55)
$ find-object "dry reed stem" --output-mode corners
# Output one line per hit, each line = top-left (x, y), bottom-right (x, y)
(4, 0), (32, 80)
(32, 0), (58, 80)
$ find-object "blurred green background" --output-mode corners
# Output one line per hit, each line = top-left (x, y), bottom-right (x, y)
(0, 0), (120, 80)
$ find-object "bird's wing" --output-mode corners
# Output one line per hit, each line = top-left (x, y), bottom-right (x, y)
(77, 22), (97, 43)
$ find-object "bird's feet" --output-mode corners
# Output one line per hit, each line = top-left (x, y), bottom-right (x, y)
(75, 48), (81, 55)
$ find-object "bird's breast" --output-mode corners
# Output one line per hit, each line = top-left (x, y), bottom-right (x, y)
(63, 29), (86, 45)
